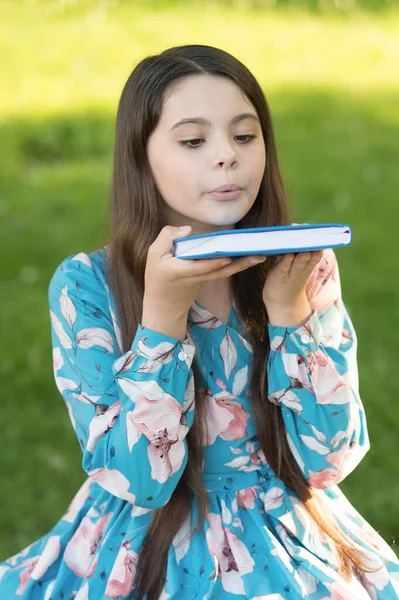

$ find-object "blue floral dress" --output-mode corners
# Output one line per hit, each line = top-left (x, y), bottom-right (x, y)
(1, 246), (398, 600)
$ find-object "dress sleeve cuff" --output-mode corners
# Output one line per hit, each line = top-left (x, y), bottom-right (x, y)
(112, 323), (197, 380)
(268, 309), (328, 354)
(133, 324), (196, 365)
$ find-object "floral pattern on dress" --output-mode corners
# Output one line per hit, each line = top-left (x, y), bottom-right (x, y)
(0, 247), (398, 599)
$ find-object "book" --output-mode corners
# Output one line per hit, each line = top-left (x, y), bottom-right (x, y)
(172, 223), (351, 260)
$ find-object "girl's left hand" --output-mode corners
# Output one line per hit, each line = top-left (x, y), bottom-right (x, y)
(261, 224), (324, 327)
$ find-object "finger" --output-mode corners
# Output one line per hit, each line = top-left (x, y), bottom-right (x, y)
(296, 249), (324, 265)
(172, 254), (235, 274)
(309, 250), (324, 264)
(198, 254), (267, 280)
(172, 253), (264, 277)
(290, 250), (323, 274)
(160, 226), (236, 271)
(274, 254), (285, 265)
(274, 253), (296, 274)
(153, 225), (192, 259)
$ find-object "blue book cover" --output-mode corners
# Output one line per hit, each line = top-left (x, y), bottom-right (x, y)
(172, 223), (352, 260)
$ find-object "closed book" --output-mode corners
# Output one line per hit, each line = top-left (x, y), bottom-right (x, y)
(172, 223), (351, 260)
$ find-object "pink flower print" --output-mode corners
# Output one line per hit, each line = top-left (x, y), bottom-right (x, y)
(307, 468), (338, 489)
(205, 513), (254, 594)
(125, 393), (187, 483)
(206, 512), (228, 566)
(217, 397), (250, 441)
(209, 383), (250, 442)
(215, 378), (227, 391)
(105, 541), (139, 599)
(326, 446), (348, 470)
(282, 354), (313, 392)
(324, 434), (366, 486)
(146, 423), (188, 483)
(249, 447), (262, 467)
(224, 528), (255, 576)
(64, 512), (112, 577)
(306, 350), (351, 405)
(131, 395), (182, 443)
(222, 541), (239, 573)
(125, 411), (142, 452)
(222, 528), (255, 593)
(236, 487), (257, 510)
(306, 249), (340, 312)
(199, 388), (233, 445)
(88, 467), (136, 503)
(16, 556), (38, 595)
(16, 536), (61, 595)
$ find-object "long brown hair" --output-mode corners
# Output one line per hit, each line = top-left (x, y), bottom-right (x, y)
(106, 44), (378, 599)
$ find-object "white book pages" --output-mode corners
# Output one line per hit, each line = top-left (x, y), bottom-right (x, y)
(173, 225), (350, 258)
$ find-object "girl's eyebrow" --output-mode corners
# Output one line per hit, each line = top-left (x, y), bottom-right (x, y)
(170, 112), (260, 131)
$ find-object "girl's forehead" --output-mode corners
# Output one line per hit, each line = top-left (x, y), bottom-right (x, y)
(161, 75), (254, 123)
(165, 73), (245, 102)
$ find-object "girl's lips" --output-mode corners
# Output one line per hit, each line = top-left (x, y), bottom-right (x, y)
(209, 189), (242, 201)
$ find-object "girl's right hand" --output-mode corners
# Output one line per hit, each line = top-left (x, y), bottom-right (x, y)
(143, 225), (266, 318)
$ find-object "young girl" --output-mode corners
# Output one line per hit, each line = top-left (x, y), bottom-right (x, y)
(1, 44), (398, 600)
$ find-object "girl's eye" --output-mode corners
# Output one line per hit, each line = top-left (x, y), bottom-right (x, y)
(179, 135), (257, 149)
(180, 138), (203, 148)
(235, 135), (256, 143)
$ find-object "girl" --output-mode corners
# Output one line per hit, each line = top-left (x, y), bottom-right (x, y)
(0, 44), (398, 600)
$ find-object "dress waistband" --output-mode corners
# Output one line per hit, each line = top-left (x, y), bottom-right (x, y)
(201, 468), (273, 493)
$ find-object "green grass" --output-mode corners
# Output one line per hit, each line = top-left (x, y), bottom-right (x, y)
(0, 0), (398, 560)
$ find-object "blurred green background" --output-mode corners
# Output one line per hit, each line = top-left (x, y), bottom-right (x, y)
(0, 0), (398, 561)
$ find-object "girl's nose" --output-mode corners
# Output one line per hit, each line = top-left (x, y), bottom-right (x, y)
(216, 147), (238, 168)
(213, 135), (238, 168)
(217, 157), (237, 168)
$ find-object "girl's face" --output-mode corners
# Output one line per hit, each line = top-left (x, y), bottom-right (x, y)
(147, 74), (266, 235)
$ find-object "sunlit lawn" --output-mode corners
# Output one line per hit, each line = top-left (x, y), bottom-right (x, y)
(0, 0), (398, 560)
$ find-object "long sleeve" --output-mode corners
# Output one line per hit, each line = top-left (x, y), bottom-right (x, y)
(48, 252), (196, 508)
(266, 248), (370, 489)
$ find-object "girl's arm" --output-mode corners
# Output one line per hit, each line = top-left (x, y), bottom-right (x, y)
(266, 248), (370, 489)
(48, 253), (196, 509)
